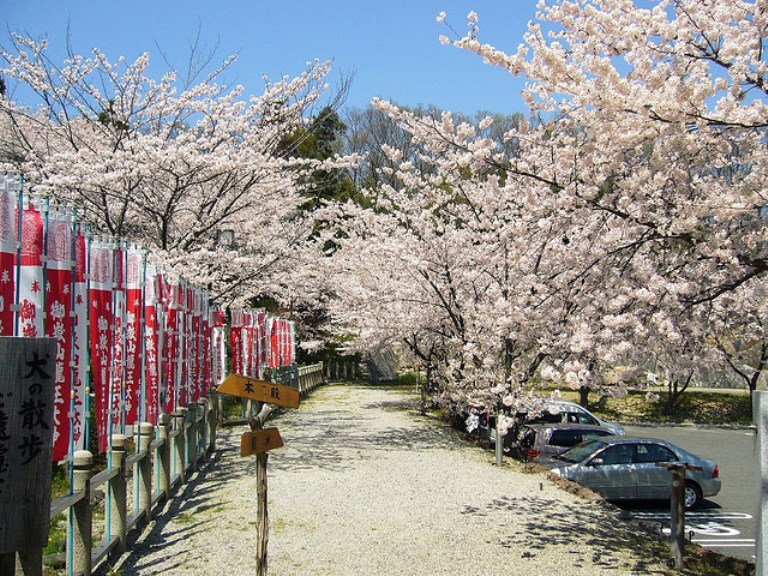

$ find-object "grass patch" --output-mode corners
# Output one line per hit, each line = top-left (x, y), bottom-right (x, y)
(558, 389), (753, 426)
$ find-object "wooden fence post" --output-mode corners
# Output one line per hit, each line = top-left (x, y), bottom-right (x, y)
(198, 401), (207, 458)
(173, 408), (187, 484)
(109, 435), (128, 557)
(208, 392), (217, 453)
(71, 450), (93, 576)
(158, 414), (171, 500)
(187, 403), (198, 473)
(670, 465), (686, 569)
(139, 423), (153, 521)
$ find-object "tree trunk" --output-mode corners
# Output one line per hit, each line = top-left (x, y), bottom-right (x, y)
(579, 386), (590, 409)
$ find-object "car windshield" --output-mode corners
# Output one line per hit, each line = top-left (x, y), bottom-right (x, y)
(557, 439), (608, 463)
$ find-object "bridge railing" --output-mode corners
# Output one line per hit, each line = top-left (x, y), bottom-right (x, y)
(14, 363), (326, 576)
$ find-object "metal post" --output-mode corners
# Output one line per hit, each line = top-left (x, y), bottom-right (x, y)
(71, 450), (93, 576)
(110, 435), (128, 556)
(495, 417), (504, 466)
(754, 391), (768, 575)
(139, 423), (153, 520)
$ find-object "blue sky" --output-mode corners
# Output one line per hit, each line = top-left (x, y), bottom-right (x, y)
(3, 1), (537, 116)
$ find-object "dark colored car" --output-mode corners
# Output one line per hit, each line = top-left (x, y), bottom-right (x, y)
(515, 423), (615, 462)
(549, 436), (721, 509)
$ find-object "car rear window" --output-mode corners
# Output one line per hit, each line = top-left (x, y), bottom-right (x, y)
(550, 428), (611, 448)
(550, 430), (586, 447)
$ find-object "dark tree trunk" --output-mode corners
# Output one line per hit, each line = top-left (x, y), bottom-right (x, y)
(579, 386), (590, 409)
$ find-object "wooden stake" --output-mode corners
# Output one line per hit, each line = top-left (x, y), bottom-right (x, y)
(670, 466), (685, 570)
(255, 450), (269, 575)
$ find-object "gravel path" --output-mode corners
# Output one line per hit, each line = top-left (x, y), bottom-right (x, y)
(103, 384), (675, 576)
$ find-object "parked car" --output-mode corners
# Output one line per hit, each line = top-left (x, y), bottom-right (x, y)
(548, 436), (721, 509)
(496, 400), (624, 453)
(524, 401), (625, 436)
(514, 423), (615, 463)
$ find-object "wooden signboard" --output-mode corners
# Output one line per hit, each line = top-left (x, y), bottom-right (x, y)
(217, 374), (300, 409)
(240, 427), (284, 457)
(0, 337), (58, 554)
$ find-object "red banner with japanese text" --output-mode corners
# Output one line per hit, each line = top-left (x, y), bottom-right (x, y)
(89, 239), (114, 453)
(111, 244), (126, 432)
(124, 247), (144, 425)
(212, 310), (227, 386)
(16, 197), (44, 339)
(72, 227), (88, 451)
(230, 309), (243, 377)
(143, 266), (161, 425)
(258, 311), (268, 376)
(270, 318), (279, 369)
(164, 280), (182, 413)
(45, 207), (74, 461)
(0, 178), (17, 336)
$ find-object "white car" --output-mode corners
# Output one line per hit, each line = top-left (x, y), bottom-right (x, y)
(531, 400), (625, 436)
(490, 399), (624, 450)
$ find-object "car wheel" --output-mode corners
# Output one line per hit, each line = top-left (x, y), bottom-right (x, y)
(684, 482), (703, 510)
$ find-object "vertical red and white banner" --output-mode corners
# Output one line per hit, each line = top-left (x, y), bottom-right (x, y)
(270, 318), (279, 369)
(179, 282), (191, 407)
(191, 288), (202, 402)
(124, 246), (144, 426)
(156, 272), (170, 415)
(45, 206), (74, 461)
(244, 310), (252, 377)
(200, 297), (211, 398)
(110, 244), (126, 433)
(16, 196), (45, 339)
(71, 227), (88, 452)
(0, 177), (17, 336)
(143, 266), (161, 425)
(164, 280), (183, 412)
(290, 321), (296, 365)
(89, 238), (114, 454)
(258, 311), (268, 377)
(212, 310), (227, 385)
(230, 309), (243, 376)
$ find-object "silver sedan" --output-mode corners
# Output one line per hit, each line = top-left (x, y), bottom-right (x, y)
(549, 436), (721, 509)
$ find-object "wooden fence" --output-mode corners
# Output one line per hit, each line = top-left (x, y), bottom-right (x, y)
(12, 362), (326, 576)
(324, 361), (359, 382)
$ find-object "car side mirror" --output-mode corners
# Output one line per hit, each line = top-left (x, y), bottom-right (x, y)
(589, 458), (604, 467)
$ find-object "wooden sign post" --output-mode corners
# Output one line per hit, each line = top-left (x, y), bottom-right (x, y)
(0, 337), (58, 575)
(217, 374), (299, 576)
(218, 374), (299, 409)
(240, 428), (284, 457)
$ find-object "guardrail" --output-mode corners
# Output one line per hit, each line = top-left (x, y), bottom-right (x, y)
(12, 363), (327, 576)
(296, 362), (325, 396)
(52, 395), (216, 576)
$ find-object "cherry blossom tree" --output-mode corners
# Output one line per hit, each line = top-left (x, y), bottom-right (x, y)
(0, 34), (356, 305)
(321, 0), (767, 427)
